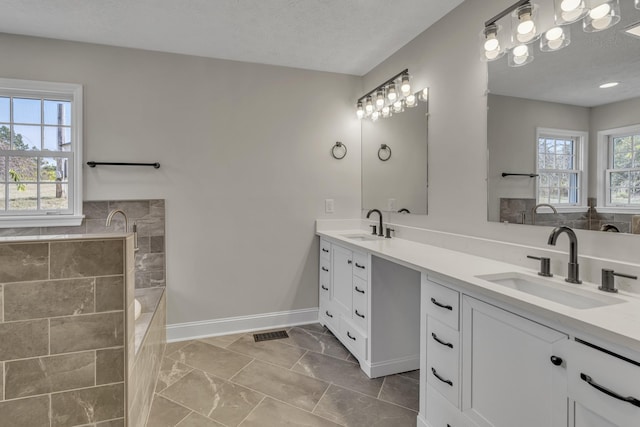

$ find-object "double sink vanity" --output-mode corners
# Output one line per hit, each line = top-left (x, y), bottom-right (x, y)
(316, 220), (640, 427)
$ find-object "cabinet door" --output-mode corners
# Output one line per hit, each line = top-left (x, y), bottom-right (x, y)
(462, 296), (568, 427)
(331, 245), (353, 316)
(574, 402), (617, 427)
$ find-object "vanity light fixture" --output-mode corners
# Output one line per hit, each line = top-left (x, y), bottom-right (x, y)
(356, 69), (427, 121)
(392, 100), (404, 113)
(418, 88), (429, 102)
(512, 3), (540, 43)
(356, 102), (365, 119)
(583, 0), (620, 32)
(555, 0), (588, 24)
(509, 43), (534, 66)
(387, 84), (397, 101)
(400, 75), (411, 96)
(599, 81), (619, 88)
(481, 24), (505, 61)
(365, 96), (374, 115)
(540, 25), (571, 51)
(375, 89), (386, 109)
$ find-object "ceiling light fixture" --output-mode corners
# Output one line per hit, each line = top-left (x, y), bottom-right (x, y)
(555, 0), (588, 24)
(583, 0), (620, 32)
(599, 82), (619, 88)
(355, 69), (427, 121)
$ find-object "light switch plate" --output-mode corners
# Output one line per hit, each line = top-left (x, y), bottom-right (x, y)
(325, 199), (335, 213)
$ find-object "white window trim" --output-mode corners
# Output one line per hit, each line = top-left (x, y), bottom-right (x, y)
(0, 78), (83, 228)
(535, 127), (588, 211)
(596, 123), (640, 214)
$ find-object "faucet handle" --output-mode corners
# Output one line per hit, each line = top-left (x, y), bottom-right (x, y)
(385, 227), (395, 239)
(599, 269), (638, 293)
(369, 225), (377, 235)
(527, 255), (553, 277)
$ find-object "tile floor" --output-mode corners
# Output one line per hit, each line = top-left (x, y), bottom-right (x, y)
(146, 323), (419, 427)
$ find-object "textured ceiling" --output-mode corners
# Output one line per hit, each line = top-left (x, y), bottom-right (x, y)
(488, 1), (640, 107)
(0, 0), (464, 76)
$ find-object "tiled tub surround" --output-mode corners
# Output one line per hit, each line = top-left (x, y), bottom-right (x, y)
(0, 199), (166, 289)
(0, 237), (128, 426)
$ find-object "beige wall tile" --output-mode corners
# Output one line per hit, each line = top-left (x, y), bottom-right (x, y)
(51, 383), (124, 426)
(4, 278), (95, 321)
(0, 284), (3, 322)
(108, 200), (150, 219)
(83, 201), (109, 219)
(50, 312), (124, 354)
(95, 276), (124, 312)
(0, 395), (50, 426)
(96, 419), (125, 427)
(5, 352), (95, 399)
(50, 240), (124, 279)
(1, 362), (4, 401)
(0, 243), (48, 283)
(0, 319), (48, 361)
(97, 348), (124, 385)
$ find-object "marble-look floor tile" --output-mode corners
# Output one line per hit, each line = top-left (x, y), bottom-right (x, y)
(0, 394), (50, 427)
(313, 385), (417, 427)
(285, 327), (351, 359)
(297, 323), (331, 335)
(398, 370), (420, 381)
(160, 369), (263, 427)
(145, 395), (191, 427)
(156, 357), (193, 393)
(379, 374), (419, 411)
(227, 334), (307, 369)
(176, 411), (226, 427)
(197, 333), (244, 349)
(292, 351), (383, 397)
(168, 341), (252, 379)
(239, 397), (342, 427)
(165, 339), (194, 355)
(232, 360), (329, 412)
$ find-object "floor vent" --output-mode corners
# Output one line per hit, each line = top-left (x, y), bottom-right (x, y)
(253, 330), (289, 342)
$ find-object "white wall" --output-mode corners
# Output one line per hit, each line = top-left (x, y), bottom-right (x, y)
(0, 33), (362, 325)
(363, 0), (640, 262)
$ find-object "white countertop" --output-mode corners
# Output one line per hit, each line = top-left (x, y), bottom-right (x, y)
(0, 232), (131, 243)
(317, 228), (640, 355)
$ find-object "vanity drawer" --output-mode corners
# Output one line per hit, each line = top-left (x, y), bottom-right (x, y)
(319, 258), (330, 300)
(424, 277), (460, 330)
(320, 238), (331, 261)
(568, 340), (640, 427)
(427, 318), (460, 407)
(352, 280), (367, 331)
(426, 384), (472, 427)
(340, 315), (367, 362)
(352, 251), (369, 280)
(319, 301), (339, 333)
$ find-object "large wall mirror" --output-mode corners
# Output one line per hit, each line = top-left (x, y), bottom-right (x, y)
(362, 97), (428, 215)
(487, 1), (640, 234)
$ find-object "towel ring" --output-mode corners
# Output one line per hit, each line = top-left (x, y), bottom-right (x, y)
(332, 141), (347, 159)
(378, 144), (392, 161)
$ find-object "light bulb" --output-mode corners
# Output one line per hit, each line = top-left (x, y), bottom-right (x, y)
(381, 106), (391, 118)
(513, 44), (529, 57)
(371, 111), (380, 122)
(387, 84), (397, 101)
(392, 100), (403, 113)
(401, 75), (411, 96)
(513, 4), (539, 43)
(591, 15), (612, 30)
(485, 49), (501, 60)
(356, 102), (364, 119)
(419, 88), (429, 102)
(405, 94), (416, 107)
(375, 90), (385, 109)
(517, 19), (535, 35)
(546, 27), (563, 41)
(365, 96), (373, 114)
(561, 0), (581, 11)
(589, 3), (611, 20)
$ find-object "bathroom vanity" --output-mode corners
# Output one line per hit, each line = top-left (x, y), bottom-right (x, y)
(317, 223), (640, 427)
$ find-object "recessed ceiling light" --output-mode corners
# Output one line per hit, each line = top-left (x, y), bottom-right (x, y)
(599, 82), (619, 89)
(625, 22), (640, 39)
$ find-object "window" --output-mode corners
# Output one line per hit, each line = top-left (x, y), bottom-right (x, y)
(0, 78), (83, 227)
(605, 127), (640, 207)
(536, 128), (587, 208)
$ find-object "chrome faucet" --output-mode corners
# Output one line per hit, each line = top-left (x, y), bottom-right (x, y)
(106, 209), (138, 251)
(532, 203), (557, 225)
(547, 226), (581, 284)
(366, 209), (384, 237)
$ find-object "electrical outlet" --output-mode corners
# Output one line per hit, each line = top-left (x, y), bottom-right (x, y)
(387, 198), (396, 211)
(325, 199), (335, 213)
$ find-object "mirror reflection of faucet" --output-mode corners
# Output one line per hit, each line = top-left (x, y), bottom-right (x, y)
(106, 209), (139, 251)
(532, 203), (557, 225)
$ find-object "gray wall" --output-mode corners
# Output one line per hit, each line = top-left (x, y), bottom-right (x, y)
(0, 33), (361, 325)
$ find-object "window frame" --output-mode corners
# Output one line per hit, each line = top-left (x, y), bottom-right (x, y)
(535, 127), (588, 212)
(597, 124), (640, 212)
(0, 78), (83, 227)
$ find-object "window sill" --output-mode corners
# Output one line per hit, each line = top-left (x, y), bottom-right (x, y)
(548, 207), (588, 214)
(595, 207), (640, 215)
(0, 215), (85, 228)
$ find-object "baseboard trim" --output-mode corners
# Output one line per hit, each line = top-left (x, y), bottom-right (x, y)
(416, 414), (429, 427)
(362, 354), (420, 378)
(166, 307), (319, 342)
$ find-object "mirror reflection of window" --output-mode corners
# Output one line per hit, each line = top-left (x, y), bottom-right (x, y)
(605, 126), (640, 206)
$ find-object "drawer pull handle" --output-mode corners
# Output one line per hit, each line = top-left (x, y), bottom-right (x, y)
(347, 259), (353, 264)
(355, 310), (365, 319)
(550, 356), (563, 366)
(321, 267), (329, 272)
(322, 248), (329, 253)
(321, 285), (329, 291)
(355, 286), (365, 294)
(431, 332), (453, 348)
(431, 297), (453, 311)
(355, 262), (366, 269)
(431, 367), (453, 386)
(347, 331), (357, 341)
(325, 311), (333, 318)
(580, 373), (640, 408)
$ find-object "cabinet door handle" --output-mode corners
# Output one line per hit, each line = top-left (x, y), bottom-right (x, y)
(355, 286), (365, 294)
(550, 356), (563, 366)
(347, 331), (357, 341)
(431, 332), (453, 348)
(347, 259), (353, 264)
(431, 367), (453, 386)
(325, 310), (333, 318)
(321, 285), (329, 291)
(322, 248), (329, 253)
(355, 310), (365, 319)
(321, 267), (329, 272)
(431, 297), (453, 311)
(355, 262), (365, 269)
(580, 373), (640, 408)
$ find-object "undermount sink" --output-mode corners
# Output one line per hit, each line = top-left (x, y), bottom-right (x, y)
(476, 272), (625, 309)
(340, 233), (383, 242)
